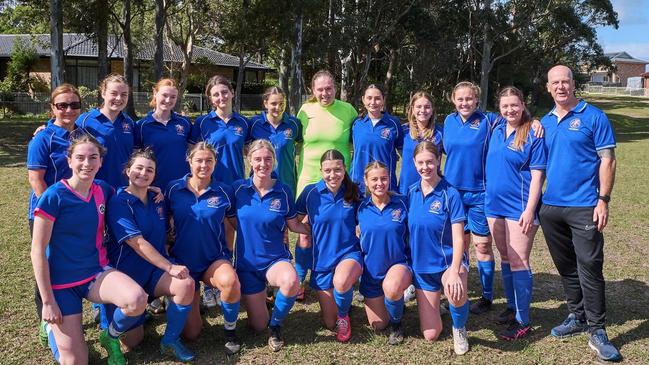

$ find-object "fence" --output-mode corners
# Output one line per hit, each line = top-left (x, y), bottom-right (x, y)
(0, 92), (264, 116)
(583, 84), (649, 97)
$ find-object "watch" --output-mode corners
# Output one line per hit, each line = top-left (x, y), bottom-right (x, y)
(598, 195), (610, 203)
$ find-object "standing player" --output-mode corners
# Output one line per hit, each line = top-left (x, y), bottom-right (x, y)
(31, 134), (147, 365)
(106, 149), (196, 361)
(350, 84), (403, 193)
(485, 86), (546, 339)
(165, 142), (242, 355)
(407, 141), (470, 355)
(296, 149), (362, 343)
(357, 161), (411, 345)
(539, 65), (620, 362)
(231, 140), (310, 351)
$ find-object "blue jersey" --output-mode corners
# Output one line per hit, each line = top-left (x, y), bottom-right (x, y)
(443, 111), (500, 191)
(232, 178), (296, 271)
(485, 123), (547, 220)
(165, 175), (234, 273)
(34, 179), (113, 288)
(249, 112), (302, 192)
(135, 111), (192, 189)
(357, 195), (408, 279)
(541, 100), (616, 207)
(76, 108), (134, 188)
(190, 111), (251, 185)
(407, 178), (465, 273)
(350, 112), (404, 193)
(26, 120), (74, 219)
(296, 180), (361, 272)
(399, 123), (444, 195)
(106, 188), (168, 276)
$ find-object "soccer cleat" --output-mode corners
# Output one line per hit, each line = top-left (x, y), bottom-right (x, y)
(403, 284), (416, 303)
(588, 329), (622, 362)
(335, 315), (352, 343)
(469, 296), (492, 315)
(495, 307), (516, 325)
(268, 325), (284, 352)
(161, 338), (196, 362)
(550, 313), (588, 339)
(387, 322), (404, 345)
(202, 287), (219, 309)
(452, 326), (469, 355)
(296, 285), (306, 302)
(148, 297), (166, 314)
(223, 329), (241, 355)
(38, 320), (48, 348)
(499, 322), (531, 341)
(99, 330), (126, 365)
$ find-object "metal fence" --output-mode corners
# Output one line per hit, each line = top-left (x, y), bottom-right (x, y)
(583, 85), (649, 97)
(0, 92), (264, 116)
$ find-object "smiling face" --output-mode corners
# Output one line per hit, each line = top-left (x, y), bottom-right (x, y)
(264, 93), (286, 121)
(452, 87), (478, 119)
(547, 66), (576, 106)
(364, 166), (389, 198)
(414, 149), (440, 181)
(363, 88), (384, 116)
(412, 96), (433, 125)
(189, 150), (216, 179)
(101, 81), (129, 114)
(51, 92), (81, 127)
(209, 84), (233, 111)
(499, 95), (524, 126)
(312, 76), (336, 107)
(154, 85), (178, 113)
(126, 156), (156, 189)
(68, 142), (102, 182)
(321, 159), (345, 191)
(249, 147), (275, 179)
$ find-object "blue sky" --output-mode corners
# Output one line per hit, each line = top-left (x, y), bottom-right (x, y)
(597, 0), (649, 71)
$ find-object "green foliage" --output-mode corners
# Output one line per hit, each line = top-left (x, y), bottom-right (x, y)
(1, 39), (39, 93)
(77, 85), (99, 109)
(0, 3), (49, 34)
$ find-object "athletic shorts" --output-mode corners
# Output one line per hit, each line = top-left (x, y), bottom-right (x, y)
(52, 268), (109, 316)
(121, 265), (165, 297)
(458, 190), (490, 236)
(189, 255), (233, 290)
(359, 264), (411, 299)
(237, 258), (293, 295)
(310, 251), (362, 291)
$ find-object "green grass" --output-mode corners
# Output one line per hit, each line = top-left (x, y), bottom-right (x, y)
(1, 95), (648, 364)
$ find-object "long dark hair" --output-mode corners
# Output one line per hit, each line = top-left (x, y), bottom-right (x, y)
(320, 149), (360, 204)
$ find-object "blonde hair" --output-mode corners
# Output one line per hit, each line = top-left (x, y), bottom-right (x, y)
(247, 139), (277, 169)
(306, 70), (335, 103)
(451, 81), (481, 103)
(497, 86), (532, 151)
(99, 73), (128, 95)
(407, 92), (436, 140)
(363, 161), (392, 197)
(413, 141), (441, 160)
(149, 78), (178, 108)
(187, 142), (217, 161)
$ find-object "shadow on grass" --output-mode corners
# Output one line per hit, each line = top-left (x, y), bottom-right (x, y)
(0, 120), (42, 167)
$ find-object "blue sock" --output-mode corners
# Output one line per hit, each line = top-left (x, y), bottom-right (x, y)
(450, 302), (470, 329)
(333, 288), (353, 317)
(220, 300), (240, 330)
(270, 291), (297, 327)
(512, 269), (533, 326)
(501, 262), (515, 310)
(294, 245), (312, 283)
(108, 307), (142, 338)
(384, 297), (405, 324)
(94, 303), (109, 330)
(162, 301), (192, 344)
(45, 322), (60, 363)
(477, 260), (495, 301)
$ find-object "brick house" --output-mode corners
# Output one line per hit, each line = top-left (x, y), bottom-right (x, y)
(589, 52), (648, 87)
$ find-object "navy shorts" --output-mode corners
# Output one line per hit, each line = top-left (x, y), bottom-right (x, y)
(458, 190), (490, 236)
(359, 264), (411, 299)
(189, 255), (233, 290)
(122, 265), (165, 297)
(412, 271), (444, 292)
(52, 279), (95, 316)
(237, 258), (293, 295)
(310, 251), (362, 291)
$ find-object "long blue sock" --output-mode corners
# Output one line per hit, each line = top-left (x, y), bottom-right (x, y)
(477, 260), (495, 300)
(108, 307), (142, 338)
(94, 303), (109, 330)
(333, 288), (353, 317)
(162, 301), (192, 344)
(501, 262), (515, 310)
(450, 302), (470, 329)
(45, 322), (60, 363)
(294, 245), (312, 283)
(512, 269), (533, 325)
(220, 300), (240, 330)
(270, 291), (297, 327)
(384, 297), (405, 324)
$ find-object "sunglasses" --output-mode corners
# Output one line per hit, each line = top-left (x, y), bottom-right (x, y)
(53, 102), (82, 111)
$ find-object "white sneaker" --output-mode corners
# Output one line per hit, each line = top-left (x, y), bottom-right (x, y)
(403, 284), (416, 302)
(452, 326), (469, 355)
(203, 287), (220, 308)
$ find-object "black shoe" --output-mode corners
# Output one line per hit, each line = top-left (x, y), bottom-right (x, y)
(498, 322), (531, 341)
(469, 297), (492, 315)
(495, 307), (516, 325)
(224, 329), (241, 355)
(268, 325), (284, 352)
(387, 322), (404, 345)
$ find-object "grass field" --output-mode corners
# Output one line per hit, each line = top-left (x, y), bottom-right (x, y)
(1, 95), (648, 364)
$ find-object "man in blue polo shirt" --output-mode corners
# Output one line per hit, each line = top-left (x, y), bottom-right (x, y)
(538, 65), (620, 362)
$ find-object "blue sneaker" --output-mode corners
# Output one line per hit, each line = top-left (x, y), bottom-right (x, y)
(588, 329), (622, 362)
(161, 338), (196, 362)
(551, 313), (588, 338)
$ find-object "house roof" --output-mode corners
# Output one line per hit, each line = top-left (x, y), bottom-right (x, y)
(0, 33), (272, 70)
(604, 51), (649, 64)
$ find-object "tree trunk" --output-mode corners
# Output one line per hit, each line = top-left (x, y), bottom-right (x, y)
(384, 48), (397, 113)
(122, 0), (137, 119)
(154, 0), (166, 80)
(289, 0), (303, 115)
(479, 33), (492, 111)
(235, 49), (248, 113)
(49, 0), (64, 90)
(327, 0), (336, 71)
(279, 47), (290, 112)
(177, 36), (193, 111)
(96, 0), (109, 84)
(339, 51), (352, 102)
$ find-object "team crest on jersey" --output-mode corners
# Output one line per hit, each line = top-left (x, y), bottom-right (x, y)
(157, 206), (165, 219)
(429, 200), (442, 213)
(122, 122), (131, 133)
(269, 198), (282, 212)
(233, 126), (244, 136)
(507, 141), (520, 152)
(342, 200), (354, 209)
(569, 118), (581, 130)
(380, 128), (391, 139)
(175, 124), (185, 135)
(391, 208), (402, 221)
(284, 128), (293, 139)
(207, 196), (220, 208)
(98, 204), (106, 214)
(469, 119), (481, 130)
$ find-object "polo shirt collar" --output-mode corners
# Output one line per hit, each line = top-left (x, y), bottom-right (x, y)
(241, 177), (282, 193)
(178, 173), (220, 192)
(550, 99), (588, 118)
(261, 111), (289, 126)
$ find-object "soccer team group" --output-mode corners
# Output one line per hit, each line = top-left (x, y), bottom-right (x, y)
(27, 64), (622, 364)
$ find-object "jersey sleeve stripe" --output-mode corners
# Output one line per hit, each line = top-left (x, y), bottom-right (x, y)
(34, 208), (56, 222)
